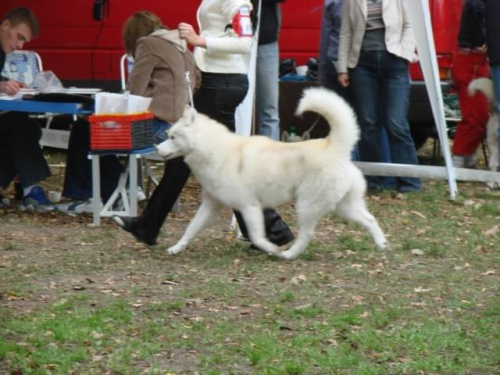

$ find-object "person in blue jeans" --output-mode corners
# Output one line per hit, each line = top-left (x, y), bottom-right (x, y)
(255, 0), (284, 141)
(61, 11), (198, 213)
(0, 7), (54, 211)
(337, 0), (420, 193)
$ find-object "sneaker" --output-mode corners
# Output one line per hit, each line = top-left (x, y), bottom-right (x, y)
(126, 186), (147, 202)
(452, 155), (465, 168)
(74, 199), (94, 214)
(137, 186), (147, 202)
(463, 154), (477, 169)
(22, 186), (55, 212)
(57, 199), (93, 214)
(452, 154), (477, 169)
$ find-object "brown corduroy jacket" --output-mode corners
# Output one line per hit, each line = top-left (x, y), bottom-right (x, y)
(128, 29), (200, 123)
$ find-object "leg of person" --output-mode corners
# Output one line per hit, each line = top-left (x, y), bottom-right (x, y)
(380, 52), (421, 192)
(451, 53), (490, 167)
(0, 115), (17, 192)
(349, 51), (387, 190)
(62, 119), (122, 208)
(0, 112), (52, 208)
(114, 156), (192, 245)
(196, 72), (294, 246)
(256, 42), (280, 141)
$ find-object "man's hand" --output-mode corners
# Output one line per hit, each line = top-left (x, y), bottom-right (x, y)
(0, 79), (26, 96)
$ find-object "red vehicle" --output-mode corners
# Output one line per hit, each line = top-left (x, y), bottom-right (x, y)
(0, 0), (462, 146)
(0, 0), (324, 90)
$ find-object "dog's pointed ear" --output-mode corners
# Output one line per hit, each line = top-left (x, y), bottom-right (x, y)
(182, 105), (197, 126)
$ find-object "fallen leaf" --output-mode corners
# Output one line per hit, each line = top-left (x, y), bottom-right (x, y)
(482, 270), (495, 276)
(414, 287), (432, 293)
(410, 210), (427, 219)
(484, 225), (500, 236)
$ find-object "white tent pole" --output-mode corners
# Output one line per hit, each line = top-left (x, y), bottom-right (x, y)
(354, 162), (500, 183)
(407, 0), (458, 199)
(232, 0), (263, 234)
(235, 0), (262, 137)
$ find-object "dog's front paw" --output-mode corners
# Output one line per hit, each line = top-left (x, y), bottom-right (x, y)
(277, 250), (298, 260)
(167, 244), (185, 255)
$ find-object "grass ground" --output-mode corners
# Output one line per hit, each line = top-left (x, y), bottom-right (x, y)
(1, 146), (499, 374)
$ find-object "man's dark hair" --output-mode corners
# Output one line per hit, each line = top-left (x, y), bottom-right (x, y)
(1, 7), (39, 38)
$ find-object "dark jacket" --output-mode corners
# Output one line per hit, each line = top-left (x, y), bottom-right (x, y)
(458, 0), (486, 49)
(257, 0), (285, 45)
(484, 0), (500, 66)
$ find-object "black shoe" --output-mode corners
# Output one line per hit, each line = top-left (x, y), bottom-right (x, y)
(263, 209), (295, 246)
(113, 216), (157, 246)
(236, 209), (295, 250)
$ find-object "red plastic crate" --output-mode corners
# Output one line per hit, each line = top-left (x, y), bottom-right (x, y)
(89, 112), (154, 151)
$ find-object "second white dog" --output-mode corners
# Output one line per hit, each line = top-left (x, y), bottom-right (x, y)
(156, 87), (388, 259)
(468, 77), (499, 172)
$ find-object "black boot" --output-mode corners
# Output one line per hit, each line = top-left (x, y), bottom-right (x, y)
(235, 209), (294, 247)
(113, 216), (158, 246)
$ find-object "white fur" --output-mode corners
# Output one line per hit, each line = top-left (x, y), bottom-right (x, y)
(468, 77), (499, 171)
(156, 88), (388, 259)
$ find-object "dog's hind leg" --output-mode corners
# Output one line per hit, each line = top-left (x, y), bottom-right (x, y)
(167, 195), (222, 255)
(336, 197), (388, 253)
(279, 210), (319, 260)
(240, 205), (281, 256)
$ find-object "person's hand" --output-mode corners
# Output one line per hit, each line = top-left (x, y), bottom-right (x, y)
(178, 22), (206, 48)
(338, 73), (350, 88)
(474, 44), (487, 54)
(0, 79), (24, 96)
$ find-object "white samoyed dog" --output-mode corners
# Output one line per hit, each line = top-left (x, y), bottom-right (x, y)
(468, 77), (499, 172)
(156, 87), (388, 259)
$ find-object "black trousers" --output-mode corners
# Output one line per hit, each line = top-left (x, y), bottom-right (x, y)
(0, 111), (51, 189)
(132, 72), (292, 243)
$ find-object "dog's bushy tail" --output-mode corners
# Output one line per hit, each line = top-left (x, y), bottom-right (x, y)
(468, 78), (498, 113)
(295, 87), (359, 157)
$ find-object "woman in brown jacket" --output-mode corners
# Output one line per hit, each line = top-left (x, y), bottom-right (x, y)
(124, 11), (199, 143)
(60, 11), (199, 214)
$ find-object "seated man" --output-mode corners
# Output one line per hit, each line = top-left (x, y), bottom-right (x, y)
(0, 7), (52, 211)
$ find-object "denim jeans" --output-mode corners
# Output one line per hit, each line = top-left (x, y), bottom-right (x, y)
(152, 118), (172, 144)
(256, 42), (280, 141)
(349, 50), (420, 192)
(491, 64), (500, 169)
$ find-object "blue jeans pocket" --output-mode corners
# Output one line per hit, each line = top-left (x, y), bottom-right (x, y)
(152, 120), (171, 144)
